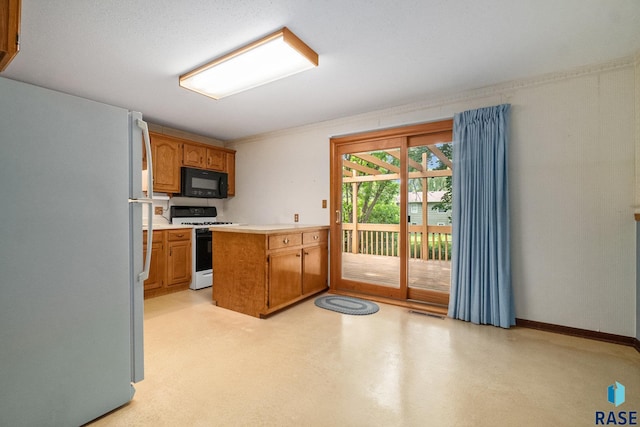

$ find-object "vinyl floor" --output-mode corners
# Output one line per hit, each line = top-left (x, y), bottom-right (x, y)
(88, 288), (640, 426)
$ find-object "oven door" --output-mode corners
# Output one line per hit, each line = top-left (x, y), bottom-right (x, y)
(195, 228), (212, 272)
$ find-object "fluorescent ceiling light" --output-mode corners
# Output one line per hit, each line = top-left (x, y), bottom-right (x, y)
(179, 27), (318, 100)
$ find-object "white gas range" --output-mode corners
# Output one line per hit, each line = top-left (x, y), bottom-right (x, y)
(169, 206), (239, 290)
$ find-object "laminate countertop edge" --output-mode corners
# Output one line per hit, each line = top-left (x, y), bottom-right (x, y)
(143, 224), (194, 231)
(209, 224), (329, 234)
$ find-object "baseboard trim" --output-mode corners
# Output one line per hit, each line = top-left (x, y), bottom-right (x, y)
(516, 318), (640, 352)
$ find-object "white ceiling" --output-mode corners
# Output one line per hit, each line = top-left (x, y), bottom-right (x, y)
(3, 0), (640, 141)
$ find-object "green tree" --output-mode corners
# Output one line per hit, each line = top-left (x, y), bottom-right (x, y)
(428, 176), (448, 191)
(342, 145), (452, 225)
(342, 152), (400, 225)
(431, 143), (453, 214)
(359, 179), (399, 223)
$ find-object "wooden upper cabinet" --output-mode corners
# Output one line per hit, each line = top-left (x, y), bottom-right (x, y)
(206, 148), (225, 171)
(183, 143), (206, 168)
(149, 132), (182, 193)
(183, 140), (227, 173)
(0, 0), (20, 72)
(147, 130), (236, 196)
(226, 151), (236, 196)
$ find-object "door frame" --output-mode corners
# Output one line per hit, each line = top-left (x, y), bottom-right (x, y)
(329, 119), (453, 303)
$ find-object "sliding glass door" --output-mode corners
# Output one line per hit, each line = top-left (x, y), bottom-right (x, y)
(330, 121), (452, 306)
(406, 135), (452, 306)
(335, 138), (404, 299)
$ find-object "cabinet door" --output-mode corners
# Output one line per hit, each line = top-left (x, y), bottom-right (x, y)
(143, 231), (165, 291)
(269, 249), (302, 308)
(183, 143), (206, 168)
(226, 151), (236, 196)
(302, 244), (328, 295)
(0, 0), (20, 72)
(151, 134), (182, 193)
(167, 239), (191, 286)
(206, 148), (225, 171)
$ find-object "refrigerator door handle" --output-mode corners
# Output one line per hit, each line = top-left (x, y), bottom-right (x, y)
(128, 197), (153, 282)
(135, 117), (153, 282)
(140, 201), (153, 282)
(137, 119), (153, 196)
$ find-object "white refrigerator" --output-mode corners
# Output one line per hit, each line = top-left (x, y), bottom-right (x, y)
(0, 77), (153, 426)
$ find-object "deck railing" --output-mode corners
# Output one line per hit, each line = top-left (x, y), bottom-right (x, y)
(342, 223), (452, 260)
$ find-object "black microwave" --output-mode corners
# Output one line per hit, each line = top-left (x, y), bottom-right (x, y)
(180, 167), (228, 198)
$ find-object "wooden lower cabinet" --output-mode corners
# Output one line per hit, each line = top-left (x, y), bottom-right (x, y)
(166, 229), (191, 287)
(143, 231), (165, 292)
(212, 226), (329, 318)
(302, 244), (328, 295)
(143, 228), (192, 298)
(268, 249), (303, 308)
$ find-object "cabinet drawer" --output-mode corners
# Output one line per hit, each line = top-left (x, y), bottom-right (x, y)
(269, 233), (302, 250)
(143, 230), (163, 246)
(167, 229), (191, 241)
(303, 230), (327, 245)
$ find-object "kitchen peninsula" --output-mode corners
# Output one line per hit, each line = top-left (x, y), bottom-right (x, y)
(211, 225), (329, 318)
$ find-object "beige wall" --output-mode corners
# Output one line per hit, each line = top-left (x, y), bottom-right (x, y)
(226, 57), (637, 337)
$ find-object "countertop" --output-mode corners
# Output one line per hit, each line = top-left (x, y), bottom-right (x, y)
(143, 224), (193, 231)
(209, 224), (329, 234)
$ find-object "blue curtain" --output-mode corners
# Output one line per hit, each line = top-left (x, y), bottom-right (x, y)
(448, 104), (514, 328)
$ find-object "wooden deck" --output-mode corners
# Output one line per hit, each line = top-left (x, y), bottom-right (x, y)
(341, 253), (451, 293)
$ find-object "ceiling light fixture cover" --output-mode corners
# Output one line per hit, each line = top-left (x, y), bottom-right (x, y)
(179, 27), (318, 100)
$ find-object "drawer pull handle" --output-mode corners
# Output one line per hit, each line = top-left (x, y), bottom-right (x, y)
(176, 234), (184, 238)
(283, 238), (289, 244)
(296, 253), (301, 257)
(313, 235), (319, 240)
